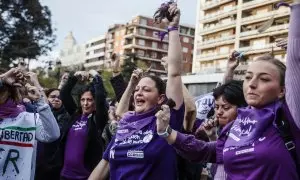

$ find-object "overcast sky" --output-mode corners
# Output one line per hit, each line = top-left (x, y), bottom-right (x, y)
(40, 0), (198, 50)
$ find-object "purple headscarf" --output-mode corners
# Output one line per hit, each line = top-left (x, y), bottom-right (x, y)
(224, 101), (282, 149)
(0, 99), (26, 120)
(116, 107), (157, 141)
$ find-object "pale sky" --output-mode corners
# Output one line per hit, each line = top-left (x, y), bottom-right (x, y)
(40, 0), (197, 50)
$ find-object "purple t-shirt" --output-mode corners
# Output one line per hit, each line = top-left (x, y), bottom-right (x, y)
(103, 104), (184, 180)
(61, 114), (90, 180)
(217, 102), (300, 180)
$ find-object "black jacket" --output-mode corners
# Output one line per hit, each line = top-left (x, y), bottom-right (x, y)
(60, 74), (108, 171)
(35, 106), (70, 180)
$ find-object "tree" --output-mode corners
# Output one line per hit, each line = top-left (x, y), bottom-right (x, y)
(0, 0), (55, 69)
(121, 53), (149, 82)
(100, 70), (115, 99)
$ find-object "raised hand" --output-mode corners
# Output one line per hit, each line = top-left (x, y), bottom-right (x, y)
(155, 105), (171, 134)
(227, 51), (240, 70)
(0, 68), (24, 87)
(111, 53), (120, 73)
(25, 72), (39, 86)
(74, 71), (89, 82)
(25, 83), (41, 101)
(129, 68), (143, 86)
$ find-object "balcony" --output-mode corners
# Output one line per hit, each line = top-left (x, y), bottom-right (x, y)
(201, 6), (237, 22)
(240, 24), (289, 38)
(201, 20), (236, 35)
(136, 55), (162, 63)
(196, 52), (229, 61)
(123, 44), (168, 53)
(242, 0), (279, 10)
(238, 43), (281, 54)
(202, 0), (234, 10)
(241, 9), (290, 24)
(149, 68), (167, 74)
(198, 35), (235, 48)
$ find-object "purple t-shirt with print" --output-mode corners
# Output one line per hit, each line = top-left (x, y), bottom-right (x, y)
(61, 114), (90, 180)
(103, 104), (185, 180)
(216, 102), (300, 180)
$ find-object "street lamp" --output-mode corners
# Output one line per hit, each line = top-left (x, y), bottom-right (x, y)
(55, 59), (62, 82)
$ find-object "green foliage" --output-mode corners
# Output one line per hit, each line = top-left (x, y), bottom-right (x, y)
(100, 70), (115, 99)
(0, 0), (55, 70)
(38, 75), (58, 89)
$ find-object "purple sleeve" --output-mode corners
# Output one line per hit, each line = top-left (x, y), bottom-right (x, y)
(286, 4), (300, 129)
(172, 131), (217, 163)
(169, 103), (185, 132)
(103, 136), (115, 161)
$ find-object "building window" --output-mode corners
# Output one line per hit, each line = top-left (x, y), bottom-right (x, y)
(86, 52), (90, 56)
(153, 31), (158, 37)
(137, 50), (145, 56)
(182, 47), (188, 53)
(140, 18), (147, 25)
(163, 44), (168, 50)
(180, 28), (187, 34)
(190, 29), (195, 36)
(183, 37), (189, 43)
(94, 48), (105, 54)
(139, 28), (146, 35)
(86, 44), (89, 48)
(138, 39), (145, 46)
(151, 52), (157, 59)
(152, 42), (158, 49)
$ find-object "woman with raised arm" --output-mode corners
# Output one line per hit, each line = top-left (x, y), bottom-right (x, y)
(0, 69), (60, 180)
(156, 2), (300, 179)
(89, 3), (184, 180)
(59, 70), (108, 180)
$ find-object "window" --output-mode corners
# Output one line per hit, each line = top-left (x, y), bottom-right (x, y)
(180, 28), (187, 34)
(182, 47), (188, 53)
(86, 52), (90, 56)
(220, 46), (229, 54)
(163, 44), (168, 50)
(140, 18), (147, 25)
(183, 37), (189, 43)
(139, 28), (146, 35)
(190, 29), (195, 36)
(94, 48), (105, 54)
(138, 39), (145, 46)
(137, 50), (145, 56)
(153, 31), (158, 37)
(152, 42), (158, 49)
(151, 52), (157, 59)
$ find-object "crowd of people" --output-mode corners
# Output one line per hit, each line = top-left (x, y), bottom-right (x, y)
(0, 1), (299, 180)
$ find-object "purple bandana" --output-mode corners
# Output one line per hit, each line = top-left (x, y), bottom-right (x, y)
(0, 99), (25, 119)
(224, 101), (282, 149)
(116, 107), (157, 141)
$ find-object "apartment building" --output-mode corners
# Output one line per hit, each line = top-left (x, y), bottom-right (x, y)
(84, 35), (106, 70)
(105, 16), (195, 76)
(193, 0), (290, 75)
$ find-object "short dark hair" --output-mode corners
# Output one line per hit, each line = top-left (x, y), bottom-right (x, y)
(213, 80), (247, 107)
(255, 54), (286, 86)
(141, 75), (166, 95)
(46, 88), (60, 97)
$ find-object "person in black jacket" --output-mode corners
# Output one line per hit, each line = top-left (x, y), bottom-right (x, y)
(35, 88), (70, 180)
(59, 70), (108, 180)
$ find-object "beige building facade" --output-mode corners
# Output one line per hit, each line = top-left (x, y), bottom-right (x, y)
(193, 0), (290, 74)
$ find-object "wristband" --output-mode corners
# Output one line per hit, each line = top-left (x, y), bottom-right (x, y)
(157, 26), (179, 41)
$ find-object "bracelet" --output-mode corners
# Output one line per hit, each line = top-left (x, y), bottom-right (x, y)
(157, 26), (179, 41)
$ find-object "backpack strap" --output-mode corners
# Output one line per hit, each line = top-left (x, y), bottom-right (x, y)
(275, 108), (300, 178)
